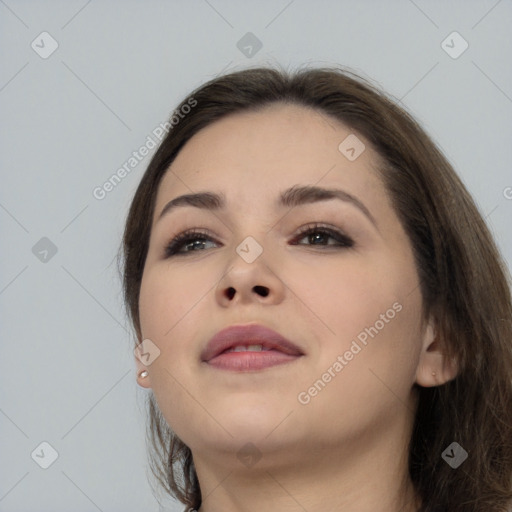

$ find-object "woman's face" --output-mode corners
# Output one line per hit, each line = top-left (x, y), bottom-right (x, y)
(138, 104), (432, 466)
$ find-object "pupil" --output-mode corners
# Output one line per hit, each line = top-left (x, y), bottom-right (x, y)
(189, 240), (204, 250)
(310, 233), (326, 244)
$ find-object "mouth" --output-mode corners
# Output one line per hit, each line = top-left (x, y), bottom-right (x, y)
(201, 324), (304, 372)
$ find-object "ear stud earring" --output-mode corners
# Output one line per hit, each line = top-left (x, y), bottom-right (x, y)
(138, 370), (148, 378)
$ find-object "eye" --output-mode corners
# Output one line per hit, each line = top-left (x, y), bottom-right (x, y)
(164, 229), (220, 257)
(290, 223), (354, 248)
(164, 223), (354, 258)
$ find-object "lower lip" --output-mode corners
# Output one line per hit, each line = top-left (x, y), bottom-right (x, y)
(206, 350), (300, 371)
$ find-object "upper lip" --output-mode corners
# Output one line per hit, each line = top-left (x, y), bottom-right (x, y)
(201, 324), (304, 362)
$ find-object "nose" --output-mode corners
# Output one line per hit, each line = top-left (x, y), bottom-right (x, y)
(215, 248), (286, 307)
(224, 284), (269, 300)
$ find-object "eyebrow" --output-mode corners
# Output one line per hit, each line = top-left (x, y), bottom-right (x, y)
(157, 185), (377, 228)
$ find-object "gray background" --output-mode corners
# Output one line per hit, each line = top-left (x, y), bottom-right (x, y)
(1, 1), (511, 511)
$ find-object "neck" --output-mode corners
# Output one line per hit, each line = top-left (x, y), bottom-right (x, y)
(194, 427), (420, 512)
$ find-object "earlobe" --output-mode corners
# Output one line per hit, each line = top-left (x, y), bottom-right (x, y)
(415, 317), (458, 387)
(135, 358), (152, 389)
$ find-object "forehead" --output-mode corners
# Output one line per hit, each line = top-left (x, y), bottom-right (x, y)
(154, 104), (385, 211)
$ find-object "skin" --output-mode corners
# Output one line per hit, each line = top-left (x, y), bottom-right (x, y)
(136, 104), (457, 512)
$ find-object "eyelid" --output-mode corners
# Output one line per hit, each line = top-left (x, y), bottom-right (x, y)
(291, 222), (354, 247)
(163, 222), (354, 258)
(163, 228), (220, 258)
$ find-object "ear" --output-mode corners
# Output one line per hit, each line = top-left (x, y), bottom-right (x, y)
(415, 315), (458, 387)
(135, 347), (152, 389)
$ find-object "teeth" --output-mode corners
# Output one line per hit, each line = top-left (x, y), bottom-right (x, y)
(229, 344), (264, 352)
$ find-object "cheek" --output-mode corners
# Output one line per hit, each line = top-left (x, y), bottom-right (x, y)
(138, 262), (214, 340)
(137, 265), (208, 405)
(288, 253), (401, 339)
(293, 285), (422, 442)
(138, 266), (213, 438)
(291, 252), (422, 388)
(138, 270), (172, 341)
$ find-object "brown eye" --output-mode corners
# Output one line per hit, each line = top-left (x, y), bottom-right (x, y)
(291, 223), (354, 248)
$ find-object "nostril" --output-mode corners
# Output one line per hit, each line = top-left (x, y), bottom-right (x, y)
(253, 285), (269, 297)
(226, 287), (236, 300)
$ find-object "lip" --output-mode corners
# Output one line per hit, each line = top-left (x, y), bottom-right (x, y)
(201, 324), (304, 372)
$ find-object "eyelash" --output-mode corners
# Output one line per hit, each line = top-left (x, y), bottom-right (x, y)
(163, 223), (354, 258)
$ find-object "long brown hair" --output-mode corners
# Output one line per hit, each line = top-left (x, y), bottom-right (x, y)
(122, 66), (512, 511)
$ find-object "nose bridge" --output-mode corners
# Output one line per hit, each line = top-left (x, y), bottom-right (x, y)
(232, 206), (277, 238)
(229, 209), (279, 267)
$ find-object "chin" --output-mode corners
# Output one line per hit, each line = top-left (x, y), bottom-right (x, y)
(190, 401), (295, 449)
(225, 399), (287, 434)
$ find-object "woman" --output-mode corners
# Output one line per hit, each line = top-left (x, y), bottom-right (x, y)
(122, 66), (512, 512)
